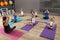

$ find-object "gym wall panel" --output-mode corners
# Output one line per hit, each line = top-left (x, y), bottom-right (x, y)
(15, 0), (40, 12)
(40, 0), (60, 13)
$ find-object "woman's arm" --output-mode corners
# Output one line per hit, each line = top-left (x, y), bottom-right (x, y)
(3, 17), (9, 26)
(5, 17), (9, 24)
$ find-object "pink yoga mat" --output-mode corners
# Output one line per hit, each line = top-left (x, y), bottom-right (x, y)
(0, 28), (24, 40)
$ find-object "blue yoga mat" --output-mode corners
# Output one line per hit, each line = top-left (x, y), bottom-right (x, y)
(40, 24), (57, 40)
(8, 17), (23, 25)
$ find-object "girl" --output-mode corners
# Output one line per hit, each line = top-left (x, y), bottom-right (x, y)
(30, 9), (34, 14)
(34, 9), (38, 17)
(29, 13), (35, 25)
(3, 14), (16, 33)
(47, 17), (55, 30)
(11, 13), (17, 23)
(43, 9), (49, 19)
(20, 8), (24, 16)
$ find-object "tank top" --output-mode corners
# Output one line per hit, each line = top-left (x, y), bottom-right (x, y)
(3, 17), (11, 32)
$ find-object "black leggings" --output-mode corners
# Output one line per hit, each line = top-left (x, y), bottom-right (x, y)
(4, 25), (16, 33)
(43, 17), (49, 19)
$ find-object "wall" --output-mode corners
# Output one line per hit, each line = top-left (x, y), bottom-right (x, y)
(15, 0), (40, 12)
(40, 0), (60, 14)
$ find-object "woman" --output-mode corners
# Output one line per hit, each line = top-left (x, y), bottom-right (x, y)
(3, 14), (16, 33)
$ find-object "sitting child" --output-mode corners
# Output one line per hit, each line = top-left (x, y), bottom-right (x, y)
(20, 8), (24, 16)
(11, 13), (17, 23)
(3, 14), (16, 33)
(31, 9), (34, 14)
(34, 9), (38, 17)
(29, 13), (35, 26)
(43, 9), (49, 19)
(47, 17), (55, 30)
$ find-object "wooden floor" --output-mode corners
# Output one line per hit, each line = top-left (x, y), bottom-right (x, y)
(0, 13), (60, 40)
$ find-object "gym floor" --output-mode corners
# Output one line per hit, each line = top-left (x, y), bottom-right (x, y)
(0, 13), (60, 40)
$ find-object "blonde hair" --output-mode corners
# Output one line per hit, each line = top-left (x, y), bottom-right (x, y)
(50, 17), (55, 22)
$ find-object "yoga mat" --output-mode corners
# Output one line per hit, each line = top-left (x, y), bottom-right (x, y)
(16, 17), (23, 22)
(41, 19), (49, 23)
(8, 17), (23, 25)
(8, 22), (14, 25)
(40, 24), (57, 40)
(0, 28), (24, 40)
(21, 21), (39, 31)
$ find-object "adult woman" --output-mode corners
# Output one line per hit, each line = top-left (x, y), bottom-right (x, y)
(3, 14), (16, 33)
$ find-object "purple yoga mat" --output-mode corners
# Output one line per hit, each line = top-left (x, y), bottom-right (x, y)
(40, 24), (57, 40)
(21, 21), (39, 31)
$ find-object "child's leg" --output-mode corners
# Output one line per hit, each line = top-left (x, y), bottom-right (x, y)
(47, 25), (50, 28)
(30, 21), (35, 26)
(48, 25), (53, 30)
(11, 19), (16, 23)
(29, 21), (32, 25)
(11, 19), (14, 22)
(28, 21), (33, 25)
(46, 17), (49, 19)
(50, 27), (53, 29)
(14, 20), (17, 23)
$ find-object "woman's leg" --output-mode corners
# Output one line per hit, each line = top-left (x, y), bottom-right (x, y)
(11, 26), (16, 31)
(5, 26), (16, 33)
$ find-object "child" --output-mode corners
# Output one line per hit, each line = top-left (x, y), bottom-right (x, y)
(11, 13), (17, 23)
(30, 9), (34, 14)
(47, 17), (55, 30)
(34, 9), (38, 17)
(20, 8), (24, 16)
(3, 14), (16, 33)
(43, 9), (49, 19)
(29, 13), (35, 25)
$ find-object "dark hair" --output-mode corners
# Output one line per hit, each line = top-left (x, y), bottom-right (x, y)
(3, 17), (7, 21)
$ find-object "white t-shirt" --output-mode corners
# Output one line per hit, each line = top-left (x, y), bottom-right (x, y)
(21, 11), (24, 15)
(49, 21), (55, 26)
(32, 18), (35, 23)
(35, 12), (38, 15)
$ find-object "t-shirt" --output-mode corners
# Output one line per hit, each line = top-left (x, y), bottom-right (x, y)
(14, 15), (17, 21)
(32, 18), (35, 23)
(35, 12), (37, 15)
(21, 11), (24, 15)
(49, 21), (55, 26)
(45, 13), (49, 17)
